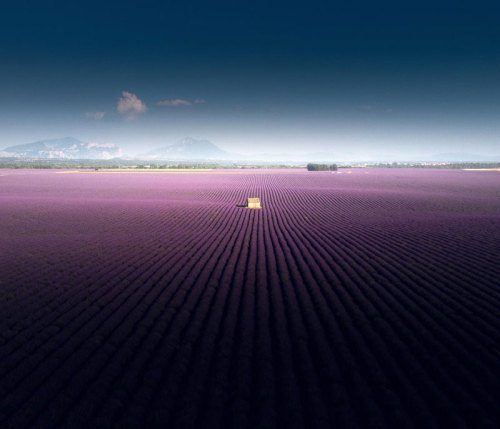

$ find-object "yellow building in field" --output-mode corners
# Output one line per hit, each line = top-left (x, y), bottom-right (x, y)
(247, 198), (262, 209)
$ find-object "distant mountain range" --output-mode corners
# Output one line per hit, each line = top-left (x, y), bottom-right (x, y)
(2, 136), (499, 163)
(141, 138), (342, 162)
(140, 137), (234, 160)
(2, 137), (122, 159)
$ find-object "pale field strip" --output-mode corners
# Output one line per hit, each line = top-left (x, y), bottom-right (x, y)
(462, 168), (500, 171)
(54, 169), (309, 175)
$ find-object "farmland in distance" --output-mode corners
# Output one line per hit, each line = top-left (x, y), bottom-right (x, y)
(0, 168), (499, 428)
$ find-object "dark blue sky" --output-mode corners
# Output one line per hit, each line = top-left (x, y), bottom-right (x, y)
(1, 0), (499, 159)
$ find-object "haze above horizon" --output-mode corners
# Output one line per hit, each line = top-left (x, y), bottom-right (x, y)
(1, 0), (499, 160)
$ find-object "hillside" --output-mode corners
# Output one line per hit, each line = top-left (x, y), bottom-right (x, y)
(143, 137), (233, 160)
(2, 137), (122, 159)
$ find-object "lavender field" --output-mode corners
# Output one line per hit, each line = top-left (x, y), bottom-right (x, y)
(0, 168), (499, 428)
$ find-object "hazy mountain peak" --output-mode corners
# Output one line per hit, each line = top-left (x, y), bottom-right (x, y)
(179, 136), (198, 144)
(142, 137), (231, 160)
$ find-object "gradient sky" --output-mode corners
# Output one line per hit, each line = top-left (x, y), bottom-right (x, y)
(1, 0), (499, 159)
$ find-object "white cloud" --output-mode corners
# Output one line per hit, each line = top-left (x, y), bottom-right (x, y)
(194, 98), (206, 104)
(157, 99), (192, 107)
(0, 150), (16, 158)
(117, 91), (147, 119)
(87, 142), (116, 148)
(85, 111), (105, 120)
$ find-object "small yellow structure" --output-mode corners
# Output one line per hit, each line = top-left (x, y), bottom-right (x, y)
(247, 198), (262, 209)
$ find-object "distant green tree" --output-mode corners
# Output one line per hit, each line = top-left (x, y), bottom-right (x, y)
(307, 163), (338, 171)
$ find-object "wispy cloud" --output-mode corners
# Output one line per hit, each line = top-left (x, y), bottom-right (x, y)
(87, 142), (116, 148)
(157, 99), (192, 107)
(193, 99), (206, 104)
(117, 91), (147, 120)
(85, 111), (105, 120)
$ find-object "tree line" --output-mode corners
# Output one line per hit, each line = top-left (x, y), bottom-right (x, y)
(306, 163), (338, 171)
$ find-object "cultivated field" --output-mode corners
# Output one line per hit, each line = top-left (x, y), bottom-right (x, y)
(0, 169), (499, 428)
